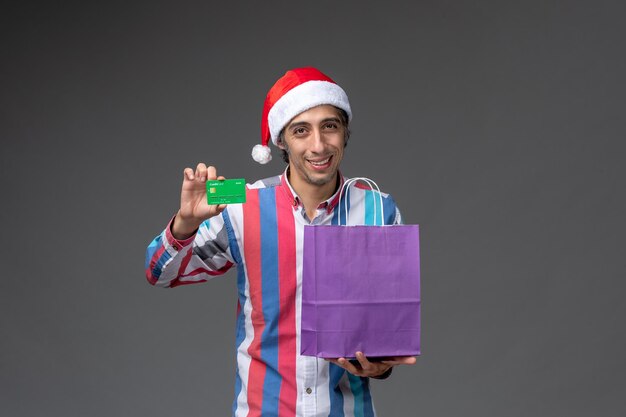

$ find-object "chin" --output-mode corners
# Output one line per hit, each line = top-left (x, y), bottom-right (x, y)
(307, 178), (332, 186)
(305, 171), (337, 186)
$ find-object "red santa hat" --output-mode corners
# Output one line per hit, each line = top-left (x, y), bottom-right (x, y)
(251, 67), (352, 164)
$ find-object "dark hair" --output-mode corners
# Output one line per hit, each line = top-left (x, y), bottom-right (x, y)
(277, 107), (351, 163)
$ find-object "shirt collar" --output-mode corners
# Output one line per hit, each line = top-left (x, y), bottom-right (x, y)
(279, 167), (345, 214)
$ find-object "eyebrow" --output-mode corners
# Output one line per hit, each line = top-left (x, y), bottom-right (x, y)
(287, 117), (342, 131)
(320, 117), (342, 125)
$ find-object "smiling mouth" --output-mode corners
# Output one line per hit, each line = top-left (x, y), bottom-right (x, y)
(308, 157), (330, 165)
(307, 156), (333, 169)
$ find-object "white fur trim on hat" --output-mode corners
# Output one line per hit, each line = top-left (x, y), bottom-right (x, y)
(267, 80), (352, 145)
(251, 144), (272, 164)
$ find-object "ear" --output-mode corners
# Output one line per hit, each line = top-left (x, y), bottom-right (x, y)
(276, 136), (287, 150)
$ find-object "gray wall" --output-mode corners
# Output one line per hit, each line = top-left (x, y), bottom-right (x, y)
(1, 1), (625, 416)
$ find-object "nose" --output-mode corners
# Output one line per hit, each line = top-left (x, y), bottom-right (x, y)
(309, 128), (325, 153)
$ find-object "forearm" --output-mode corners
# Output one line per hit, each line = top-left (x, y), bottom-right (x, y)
(145, 215), (234, 287)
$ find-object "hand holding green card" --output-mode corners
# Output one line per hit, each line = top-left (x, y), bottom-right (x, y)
(206, 178), (247, 205)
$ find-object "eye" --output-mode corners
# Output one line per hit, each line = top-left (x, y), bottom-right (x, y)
(293, 127), (307, 136)
(323, 122), (339, 130)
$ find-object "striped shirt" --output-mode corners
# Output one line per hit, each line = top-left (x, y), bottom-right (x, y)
(145, 171), (402, 417)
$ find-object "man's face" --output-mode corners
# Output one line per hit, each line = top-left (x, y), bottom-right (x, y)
(278, 104), (347, 189)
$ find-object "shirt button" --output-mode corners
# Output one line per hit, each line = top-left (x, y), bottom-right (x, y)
(305, 387), (312, 394)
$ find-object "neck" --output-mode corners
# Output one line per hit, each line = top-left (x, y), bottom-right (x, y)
(288, 170), (339, 218)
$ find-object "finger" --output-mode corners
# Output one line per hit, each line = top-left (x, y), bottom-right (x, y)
(183, 167), (194, 181)
(217, 175), (226, 180)
(215, 204), (227, 213)
(394, 356), (417, 365)
(196, 163), (207, 181)
(207, 166), (217, 181)
(327, 358), (361, 376)
(337, 358), (362, 376)
(381, 356), (417, 366)
(355, 352), (373, 372)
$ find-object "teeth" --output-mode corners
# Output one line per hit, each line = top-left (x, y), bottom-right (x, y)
(309, 157), (330, 166)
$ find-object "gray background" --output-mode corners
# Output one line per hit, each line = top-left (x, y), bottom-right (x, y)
(1, 0), (625, 416)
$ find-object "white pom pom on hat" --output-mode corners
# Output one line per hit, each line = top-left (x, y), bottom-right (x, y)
(251, 144), (272, 164)
(251, 67), (352, 163)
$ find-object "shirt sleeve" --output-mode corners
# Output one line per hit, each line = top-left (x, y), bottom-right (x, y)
(145, 212), (235, 288)
(393, 205), (403, 225)
(381, 192), (403, 225)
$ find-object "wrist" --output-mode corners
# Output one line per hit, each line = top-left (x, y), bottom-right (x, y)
(370, 367), (393, 380)
(172, 212), (201, 240)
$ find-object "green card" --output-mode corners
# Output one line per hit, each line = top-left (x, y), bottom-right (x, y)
(206, 178), (246, 205)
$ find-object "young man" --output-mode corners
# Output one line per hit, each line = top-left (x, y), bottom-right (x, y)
(146, 67), (416, 417)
